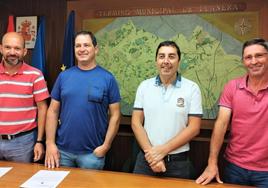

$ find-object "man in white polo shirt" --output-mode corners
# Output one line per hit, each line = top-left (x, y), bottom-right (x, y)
(131, 41), (203, 178)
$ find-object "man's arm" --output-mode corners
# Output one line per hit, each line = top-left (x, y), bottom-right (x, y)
(45, 99), (61, 168)
(131, 110), (166, 172)
(94, 102), (121, 157)
(196, 106), (231, 185)
(145, 115), (201, 166)
(33, 100), (48, 162)
(131, 110), (151, 151)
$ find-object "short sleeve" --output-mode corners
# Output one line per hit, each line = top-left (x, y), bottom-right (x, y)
(189, 83), (203, 116)
(219, 80), (236, 109)
(51, 73), (62, 102)
(108, 75), (121, 104)
(33, 73), (49, 102)
(133, 81), (146, 110)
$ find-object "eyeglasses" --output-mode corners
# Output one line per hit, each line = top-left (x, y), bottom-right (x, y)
(243, 52), (268, 63)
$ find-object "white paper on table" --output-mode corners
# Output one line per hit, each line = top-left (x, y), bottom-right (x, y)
(0, 167), (12, 177)
(20, 170), (70, 188)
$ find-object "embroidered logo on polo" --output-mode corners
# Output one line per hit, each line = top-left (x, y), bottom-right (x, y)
(176, 98), (184, 107)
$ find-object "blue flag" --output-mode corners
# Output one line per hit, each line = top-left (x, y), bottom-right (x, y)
(31, 16), (47, 77)
(61, 11), (75, 71)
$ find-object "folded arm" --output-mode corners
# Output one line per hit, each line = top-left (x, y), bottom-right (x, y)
(145, 116), (201, 166)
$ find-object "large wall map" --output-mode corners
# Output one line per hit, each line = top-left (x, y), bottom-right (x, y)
(83, 12), (258, 119)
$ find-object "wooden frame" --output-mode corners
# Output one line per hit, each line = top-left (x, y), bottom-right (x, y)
(67, 1), (263, 119)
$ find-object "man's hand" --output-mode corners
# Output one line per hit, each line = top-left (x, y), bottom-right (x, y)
(45, 143), (60, 168)
(144, 145), (167, 166)
(33, 143), (45, 162)
(195, 164), (223, 185)
(151, 160), (166, 173)
(93, 144), (110, 158)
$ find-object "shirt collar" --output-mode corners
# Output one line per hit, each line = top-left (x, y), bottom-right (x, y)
(239, 74), (268, 90)
(237, 75), (248, 89)
(0, 61), (25, 75)
(155, 72), (181, 88)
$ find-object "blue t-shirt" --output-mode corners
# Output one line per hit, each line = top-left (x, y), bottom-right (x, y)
(51, 65), (121, 154)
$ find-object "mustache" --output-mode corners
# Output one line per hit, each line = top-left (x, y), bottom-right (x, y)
(7, 54), (19, 58)
(4, 55), (22, 65)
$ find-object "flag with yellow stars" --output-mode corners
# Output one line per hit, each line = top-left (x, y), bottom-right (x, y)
(61, 11), (75, 71)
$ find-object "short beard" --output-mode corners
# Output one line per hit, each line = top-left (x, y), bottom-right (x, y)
(4, 57), (22, 66)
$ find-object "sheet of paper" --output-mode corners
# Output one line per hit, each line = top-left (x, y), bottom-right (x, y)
(20, 170), (70, 188)
(0, 167), (12, 177)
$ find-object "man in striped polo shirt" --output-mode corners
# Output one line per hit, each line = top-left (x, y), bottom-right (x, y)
(0, 32), (49, 163)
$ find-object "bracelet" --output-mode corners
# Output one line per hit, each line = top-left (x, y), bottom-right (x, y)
(36, 140), (44, 144)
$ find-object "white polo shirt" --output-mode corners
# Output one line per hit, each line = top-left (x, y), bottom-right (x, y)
(133, 74), (203, 154)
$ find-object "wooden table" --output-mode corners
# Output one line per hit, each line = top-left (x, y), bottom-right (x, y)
(0, 161), (253, 188)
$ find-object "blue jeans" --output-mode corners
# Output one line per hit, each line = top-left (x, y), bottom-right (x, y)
(59, 149), (105, 170)
(133, 151), (196, 179)
(224, 160), (268, 187)
(0, 131), (35, 162)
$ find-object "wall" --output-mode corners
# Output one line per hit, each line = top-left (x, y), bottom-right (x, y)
(67, 0), (268, 175)
(1, 0), (268, 176)
(68, 0), (268, 39)
(0, 0), (67, 90)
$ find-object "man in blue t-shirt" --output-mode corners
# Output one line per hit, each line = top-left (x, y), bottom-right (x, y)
(45, 31), (121, 169)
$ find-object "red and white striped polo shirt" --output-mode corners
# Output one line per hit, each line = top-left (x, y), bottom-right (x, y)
(0, 62), (49, 134)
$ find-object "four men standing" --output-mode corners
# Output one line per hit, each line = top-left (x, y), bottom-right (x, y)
(1, 29), (268, 187)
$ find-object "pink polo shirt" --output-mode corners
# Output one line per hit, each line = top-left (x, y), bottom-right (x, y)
(0, 62), (49, 134)
(219, 75), (268, 171)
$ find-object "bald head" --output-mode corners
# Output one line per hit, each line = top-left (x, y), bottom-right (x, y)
(0, 32), (27, 67)
(2, 32), (25, 48)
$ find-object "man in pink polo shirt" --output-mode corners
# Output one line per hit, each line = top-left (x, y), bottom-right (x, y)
(196, 38), (268, 187)
(0, 32), (49, 163)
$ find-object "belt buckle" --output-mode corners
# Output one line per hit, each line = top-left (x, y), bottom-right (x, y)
(0, 135), (13, 140)
(167, 155), (171, 162)
(7, 135), (12, 140)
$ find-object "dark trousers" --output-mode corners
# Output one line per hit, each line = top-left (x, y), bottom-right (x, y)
(133, 151), (196, 179)
(224, 160), (268, 188)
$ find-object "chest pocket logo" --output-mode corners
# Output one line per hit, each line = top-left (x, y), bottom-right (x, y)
(176, 97), (185, 107)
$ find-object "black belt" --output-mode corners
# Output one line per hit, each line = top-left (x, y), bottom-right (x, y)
(0, 129), (34, 140)
(164, 151), (188, 162)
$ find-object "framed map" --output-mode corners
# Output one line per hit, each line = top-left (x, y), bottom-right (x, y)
(83, 12), (258, 119)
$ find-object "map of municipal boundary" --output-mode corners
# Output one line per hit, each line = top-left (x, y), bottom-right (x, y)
(83, 12), (258, 119)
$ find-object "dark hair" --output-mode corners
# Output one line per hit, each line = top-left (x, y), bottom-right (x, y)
(74, 31), (97, 47)
(155, 41), (181, 60)
(242, 38), (268, 56)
